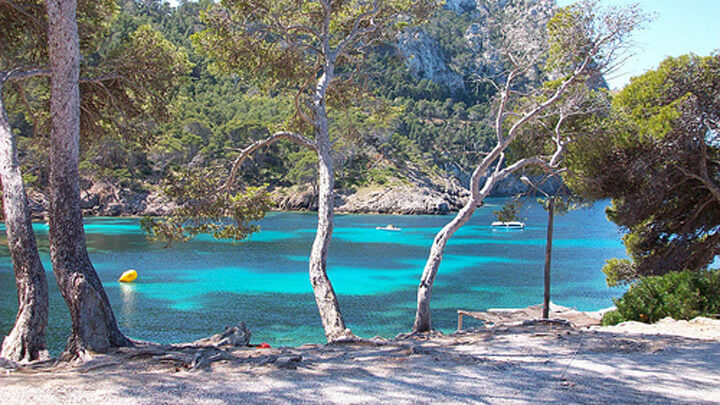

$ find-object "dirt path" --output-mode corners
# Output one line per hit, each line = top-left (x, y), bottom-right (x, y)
(2, 322), (719, 404)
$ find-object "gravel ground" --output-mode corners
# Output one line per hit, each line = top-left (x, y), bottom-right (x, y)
(2, 320), (719, 404)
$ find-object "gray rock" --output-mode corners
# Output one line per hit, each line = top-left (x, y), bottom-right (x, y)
(194, 322), (251, 348)
(80, 193), (99, 209)
(274, 354), (302, 369)
(396, 30), (465, 92)
(106, 202), (123, 216)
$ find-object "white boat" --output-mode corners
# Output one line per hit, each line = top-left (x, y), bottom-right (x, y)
(376, 224), (402, 232)
(491, 221), (525, 229)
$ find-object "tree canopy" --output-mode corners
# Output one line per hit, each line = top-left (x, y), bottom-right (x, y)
(567, 53), (720, 285)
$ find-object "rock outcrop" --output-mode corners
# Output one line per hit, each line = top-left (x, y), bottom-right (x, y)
(28, 180), (176, 219)
(269, 171), (559, 215)
(396, 0), (557, 92)
(396, 30), (465, 92)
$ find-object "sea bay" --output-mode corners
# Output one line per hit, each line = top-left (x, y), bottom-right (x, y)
(0, 198), (626, 353)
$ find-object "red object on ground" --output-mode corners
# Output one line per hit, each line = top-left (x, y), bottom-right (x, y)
(257, 342), (271, 349)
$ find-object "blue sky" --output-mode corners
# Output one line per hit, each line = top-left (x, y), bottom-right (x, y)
(557, 0), (720, 89)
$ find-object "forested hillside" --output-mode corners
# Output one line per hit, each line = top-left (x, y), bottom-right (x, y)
(6, 0), (560, 216)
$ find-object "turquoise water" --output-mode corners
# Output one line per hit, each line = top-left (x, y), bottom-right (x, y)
(0, 198), (626, 353)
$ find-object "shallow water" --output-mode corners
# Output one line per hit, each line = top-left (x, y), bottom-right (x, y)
(0, 198), (626, 353)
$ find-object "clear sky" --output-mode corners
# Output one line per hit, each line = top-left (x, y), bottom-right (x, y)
(557, 0), (720, 89)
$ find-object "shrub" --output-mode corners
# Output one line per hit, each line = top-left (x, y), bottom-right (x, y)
(601, 269), (720, 326)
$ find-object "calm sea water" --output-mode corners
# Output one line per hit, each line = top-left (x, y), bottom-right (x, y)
(0, 198), (626, 353)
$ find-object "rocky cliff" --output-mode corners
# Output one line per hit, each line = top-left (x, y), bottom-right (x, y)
(397, 0), (557, 89)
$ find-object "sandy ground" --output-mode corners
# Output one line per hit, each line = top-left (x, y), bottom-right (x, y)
(1, 319), (720, 404)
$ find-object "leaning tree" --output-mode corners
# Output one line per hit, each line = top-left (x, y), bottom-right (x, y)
(0, 0), (188, 360)
(0, 0), (54, 362)
(412, 0), (645, 333)
(182, 0), (435, 342)
(45, 0), (189, 357)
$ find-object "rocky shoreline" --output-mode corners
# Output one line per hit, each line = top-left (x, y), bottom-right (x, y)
(25, 173), (559, 219)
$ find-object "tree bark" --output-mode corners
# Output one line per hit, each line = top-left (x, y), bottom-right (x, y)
(0, 79), (50, 362)
(308, 64), (354, 342)
(543, 197), (554, 319)
(46, 0), (129, 355)
(411, 55), (589, 333)
(413, 172), (495, 332)
(413, 155), (546, 332)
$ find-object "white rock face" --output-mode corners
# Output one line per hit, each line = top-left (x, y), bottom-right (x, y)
(397, 0), (558, 91)
(396, 30), (465, 92)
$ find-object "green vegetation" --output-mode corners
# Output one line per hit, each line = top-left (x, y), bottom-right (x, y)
(567, 54), (720, 286)
(493, 198), (523, 223)
(141, 168), (273, 245)
(2, 1), (499, 196)
(602, 269), (720, 325)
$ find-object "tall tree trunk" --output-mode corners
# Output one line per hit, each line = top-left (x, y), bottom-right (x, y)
(0, 80), (49, 362)
(46, 0), (129, 355)
(308, 66), (353, 342)
(542, 197), (554, 319)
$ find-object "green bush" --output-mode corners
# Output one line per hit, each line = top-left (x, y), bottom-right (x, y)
(602, 269), (720, 325)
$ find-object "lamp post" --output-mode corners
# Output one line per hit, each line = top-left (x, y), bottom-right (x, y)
(521, 176), (554, 319)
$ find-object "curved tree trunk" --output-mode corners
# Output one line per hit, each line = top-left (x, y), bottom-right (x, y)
(413, 152), (544, 332)
(46, 0), (129, 356)
(308, 65), (353, 342)
(413, 173), (496, 332)
(0, 81), (49, 362)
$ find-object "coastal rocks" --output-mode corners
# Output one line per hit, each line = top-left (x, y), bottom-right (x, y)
(27, 170), (562, 219)
(142, 191), (177, 216)
(269, 178), (470, 215)
(268, 170), (567, 215)
(489, 173), (563, 196)
(273, 185), (319, 211)
(27, 189), (48, 220)
(77, 182), (149, 216)
(336, 185), (468, 215)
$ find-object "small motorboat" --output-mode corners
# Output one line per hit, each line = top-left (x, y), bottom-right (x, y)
(376, 224), (402, 232)
(491, 221), (525, 229)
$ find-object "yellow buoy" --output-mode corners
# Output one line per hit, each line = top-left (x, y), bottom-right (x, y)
(118, 269), (138, 283)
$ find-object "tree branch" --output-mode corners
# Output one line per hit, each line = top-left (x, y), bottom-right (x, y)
(494, 156), (548, 184)
(676, 164), (720, 205)
(504, 54), (591, 144)
(495, 70), (516, 143)
(332, 0), (380, 61)
(4, 67), (50, 82)
(14, 81), (40, 136)
(223, 131), (318, 192)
